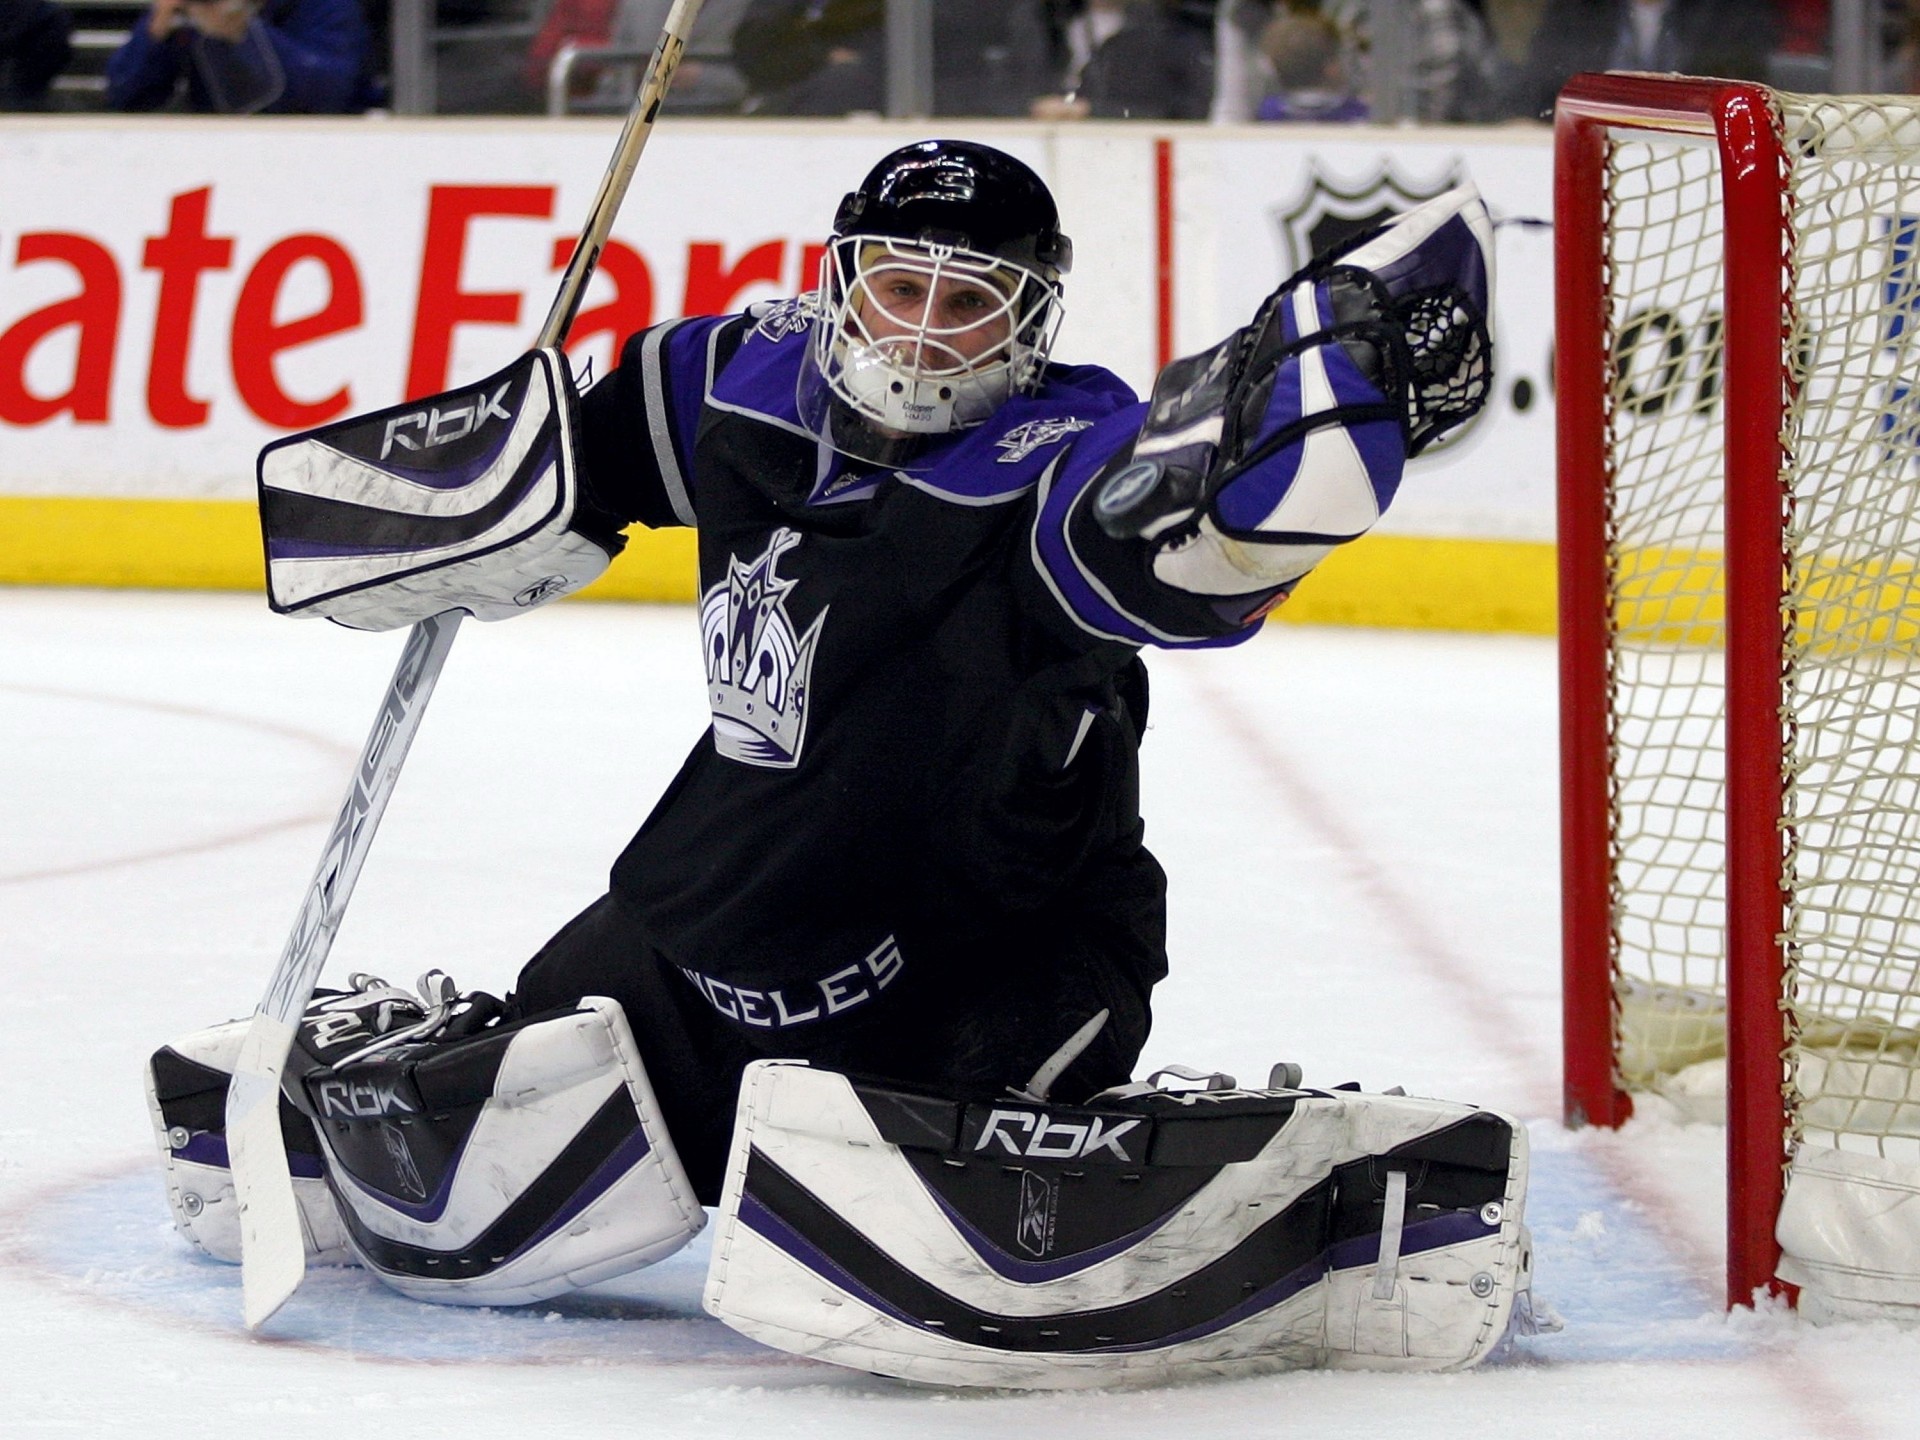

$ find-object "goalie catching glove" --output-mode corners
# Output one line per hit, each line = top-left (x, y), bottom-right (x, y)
(1087, 185), (1493, 611)
(257, 348), (622, 631)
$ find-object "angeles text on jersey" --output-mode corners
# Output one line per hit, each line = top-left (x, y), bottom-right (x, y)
(677, 934), (904, 1028)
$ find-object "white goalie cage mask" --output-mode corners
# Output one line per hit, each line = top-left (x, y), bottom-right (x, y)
(802, 236), (1064, 448)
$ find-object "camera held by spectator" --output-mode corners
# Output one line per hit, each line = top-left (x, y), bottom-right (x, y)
(106, 0), (373, 113)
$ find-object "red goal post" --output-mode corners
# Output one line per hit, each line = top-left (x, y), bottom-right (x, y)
(1557, 72), (1920, 1317)
(1555, 73), (1793, 1311)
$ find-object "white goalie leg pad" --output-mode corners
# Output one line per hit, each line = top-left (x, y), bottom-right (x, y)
(302, 997), (703, 1306)
(1777, 1143), (1920, 1321)
(702, 1060), (1533, 1389)
(146, 1018), (354, 1266)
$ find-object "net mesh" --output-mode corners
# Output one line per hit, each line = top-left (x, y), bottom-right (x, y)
(1602, 95), (1920, 1161)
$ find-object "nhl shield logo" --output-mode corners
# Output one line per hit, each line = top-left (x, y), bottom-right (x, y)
(1273, 162), (1489, 451)
(1273, 162), (1466, 275)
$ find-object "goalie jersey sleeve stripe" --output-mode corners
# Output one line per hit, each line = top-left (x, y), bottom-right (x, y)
(1028, 416), (1263, 651)
(580, 314), (736, 529)
(640, 321), (698, 527)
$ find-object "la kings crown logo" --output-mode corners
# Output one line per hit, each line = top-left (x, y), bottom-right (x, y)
(994, 417), (1092, 464)
(701, 528), (826, 768)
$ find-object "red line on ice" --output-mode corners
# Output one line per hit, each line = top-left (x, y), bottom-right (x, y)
(1189, 653), (1883, 1438)
(0, 683), (350, 885)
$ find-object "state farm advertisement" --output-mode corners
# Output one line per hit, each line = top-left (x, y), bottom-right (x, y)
(0, 121), (1068, 498)
(1, 119), (1558, 539)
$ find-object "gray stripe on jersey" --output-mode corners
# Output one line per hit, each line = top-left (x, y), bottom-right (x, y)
(641, 323), (697, 527)
(701, 320), (819, 442)
(895, 472), (1037, 508)
(1030, 457), (1194, 648)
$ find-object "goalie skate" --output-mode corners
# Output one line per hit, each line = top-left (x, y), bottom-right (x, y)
(288, 995), (705, 1306)
(147, 1017), (355, 1266)
(704, 1060), (1534, 1388)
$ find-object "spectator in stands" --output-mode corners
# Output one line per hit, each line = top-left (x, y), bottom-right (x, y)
(1503, 0), (1777, 119)
(730, 0), (882, 113)
(106, 0), (373, 112)
(1289, 0), (1501, 123)
(1028, 0), (1217, 120)
(1029, 0), (1128, 116)
(733, 0), (1049, 117)
(0, 0), (71, 109)
(1255, 9), (1367, 119)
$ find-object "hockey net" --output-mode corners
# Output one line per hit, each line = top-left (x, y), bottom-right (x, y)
(1558, 74), (1920, 1315)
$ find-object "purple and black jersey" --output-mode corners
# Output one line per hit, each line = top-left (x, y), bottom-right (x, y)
(568, 297), (1357, 1062)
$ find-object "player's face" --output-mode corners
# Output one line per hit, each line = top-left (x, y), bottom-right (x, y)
(853, 265), (1015, 364)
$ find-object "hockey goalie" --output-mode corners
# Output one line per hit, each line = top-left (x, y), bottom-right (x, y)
(147, 139), (1542, 1387)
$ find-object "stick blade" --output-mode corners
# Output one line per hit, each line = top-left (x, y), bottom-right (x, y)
(228, 1013), (305, 1329)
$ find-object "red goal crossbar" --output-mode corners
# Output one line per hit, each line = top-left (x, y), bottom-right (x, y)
(1554, 72), (1796, 1309)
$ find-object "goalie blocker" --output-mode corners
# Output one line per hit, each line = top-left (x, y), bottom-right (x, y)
(705, 1059), (1539, 1388)
(257, 348), (621, 632)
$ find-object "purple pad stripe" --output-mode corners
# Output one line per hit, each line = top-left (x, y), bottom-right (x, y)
(1091, 1254), (1330, 1354)
(737, 1188), (926, 1329)
(335, 1095), (651, 1232)
(1347, 418), (1407, 514)
(358, 422), (520, 491)
(335, 1124), (477, 1223)
(1215, 362), (1308, 533)
(504, 1122), (655, 1264)
(173, 1131), (325, 1180)
(920, 1179), (1186, 1285)
(1371, 212), (1488, 312)
(265, 433), (560, 561)
(267, 539), (417, 560)
(1094, 1210), (1501, 1356)
(1326, 1208), (1501, 1273)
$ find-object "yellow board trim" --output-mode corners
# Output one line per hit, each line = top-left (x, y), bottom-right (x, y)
(0, 495), (701, 603)
(1272, 532), (1559, 635)
(0, 496), (1557, 633)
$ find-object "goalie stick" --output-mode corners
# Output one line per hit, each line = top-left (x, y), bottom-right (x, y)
(227, 0), (709, 1331)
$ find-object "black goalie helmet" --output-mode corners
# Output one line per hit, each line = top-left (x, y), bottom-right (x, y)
(799, 140), (1074, 465)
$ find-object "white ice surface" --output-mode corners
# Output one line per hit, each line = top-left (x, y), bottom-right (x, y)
(5, 588), (1920, 1437)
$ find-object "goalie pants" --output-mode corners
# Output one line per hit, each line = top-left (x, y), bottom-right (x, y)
(507, 883), (1162, 1206)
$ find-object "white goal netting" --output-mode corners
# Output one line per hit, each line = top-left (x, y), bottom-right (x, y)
(1601, 95), (1920, 1161)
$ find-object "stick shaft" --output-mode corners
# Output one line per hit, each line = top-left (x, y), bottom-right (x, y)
(234, 609), (459, 1327)
(537, 0), (707, 349)
(229, 0), (708, 1330)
